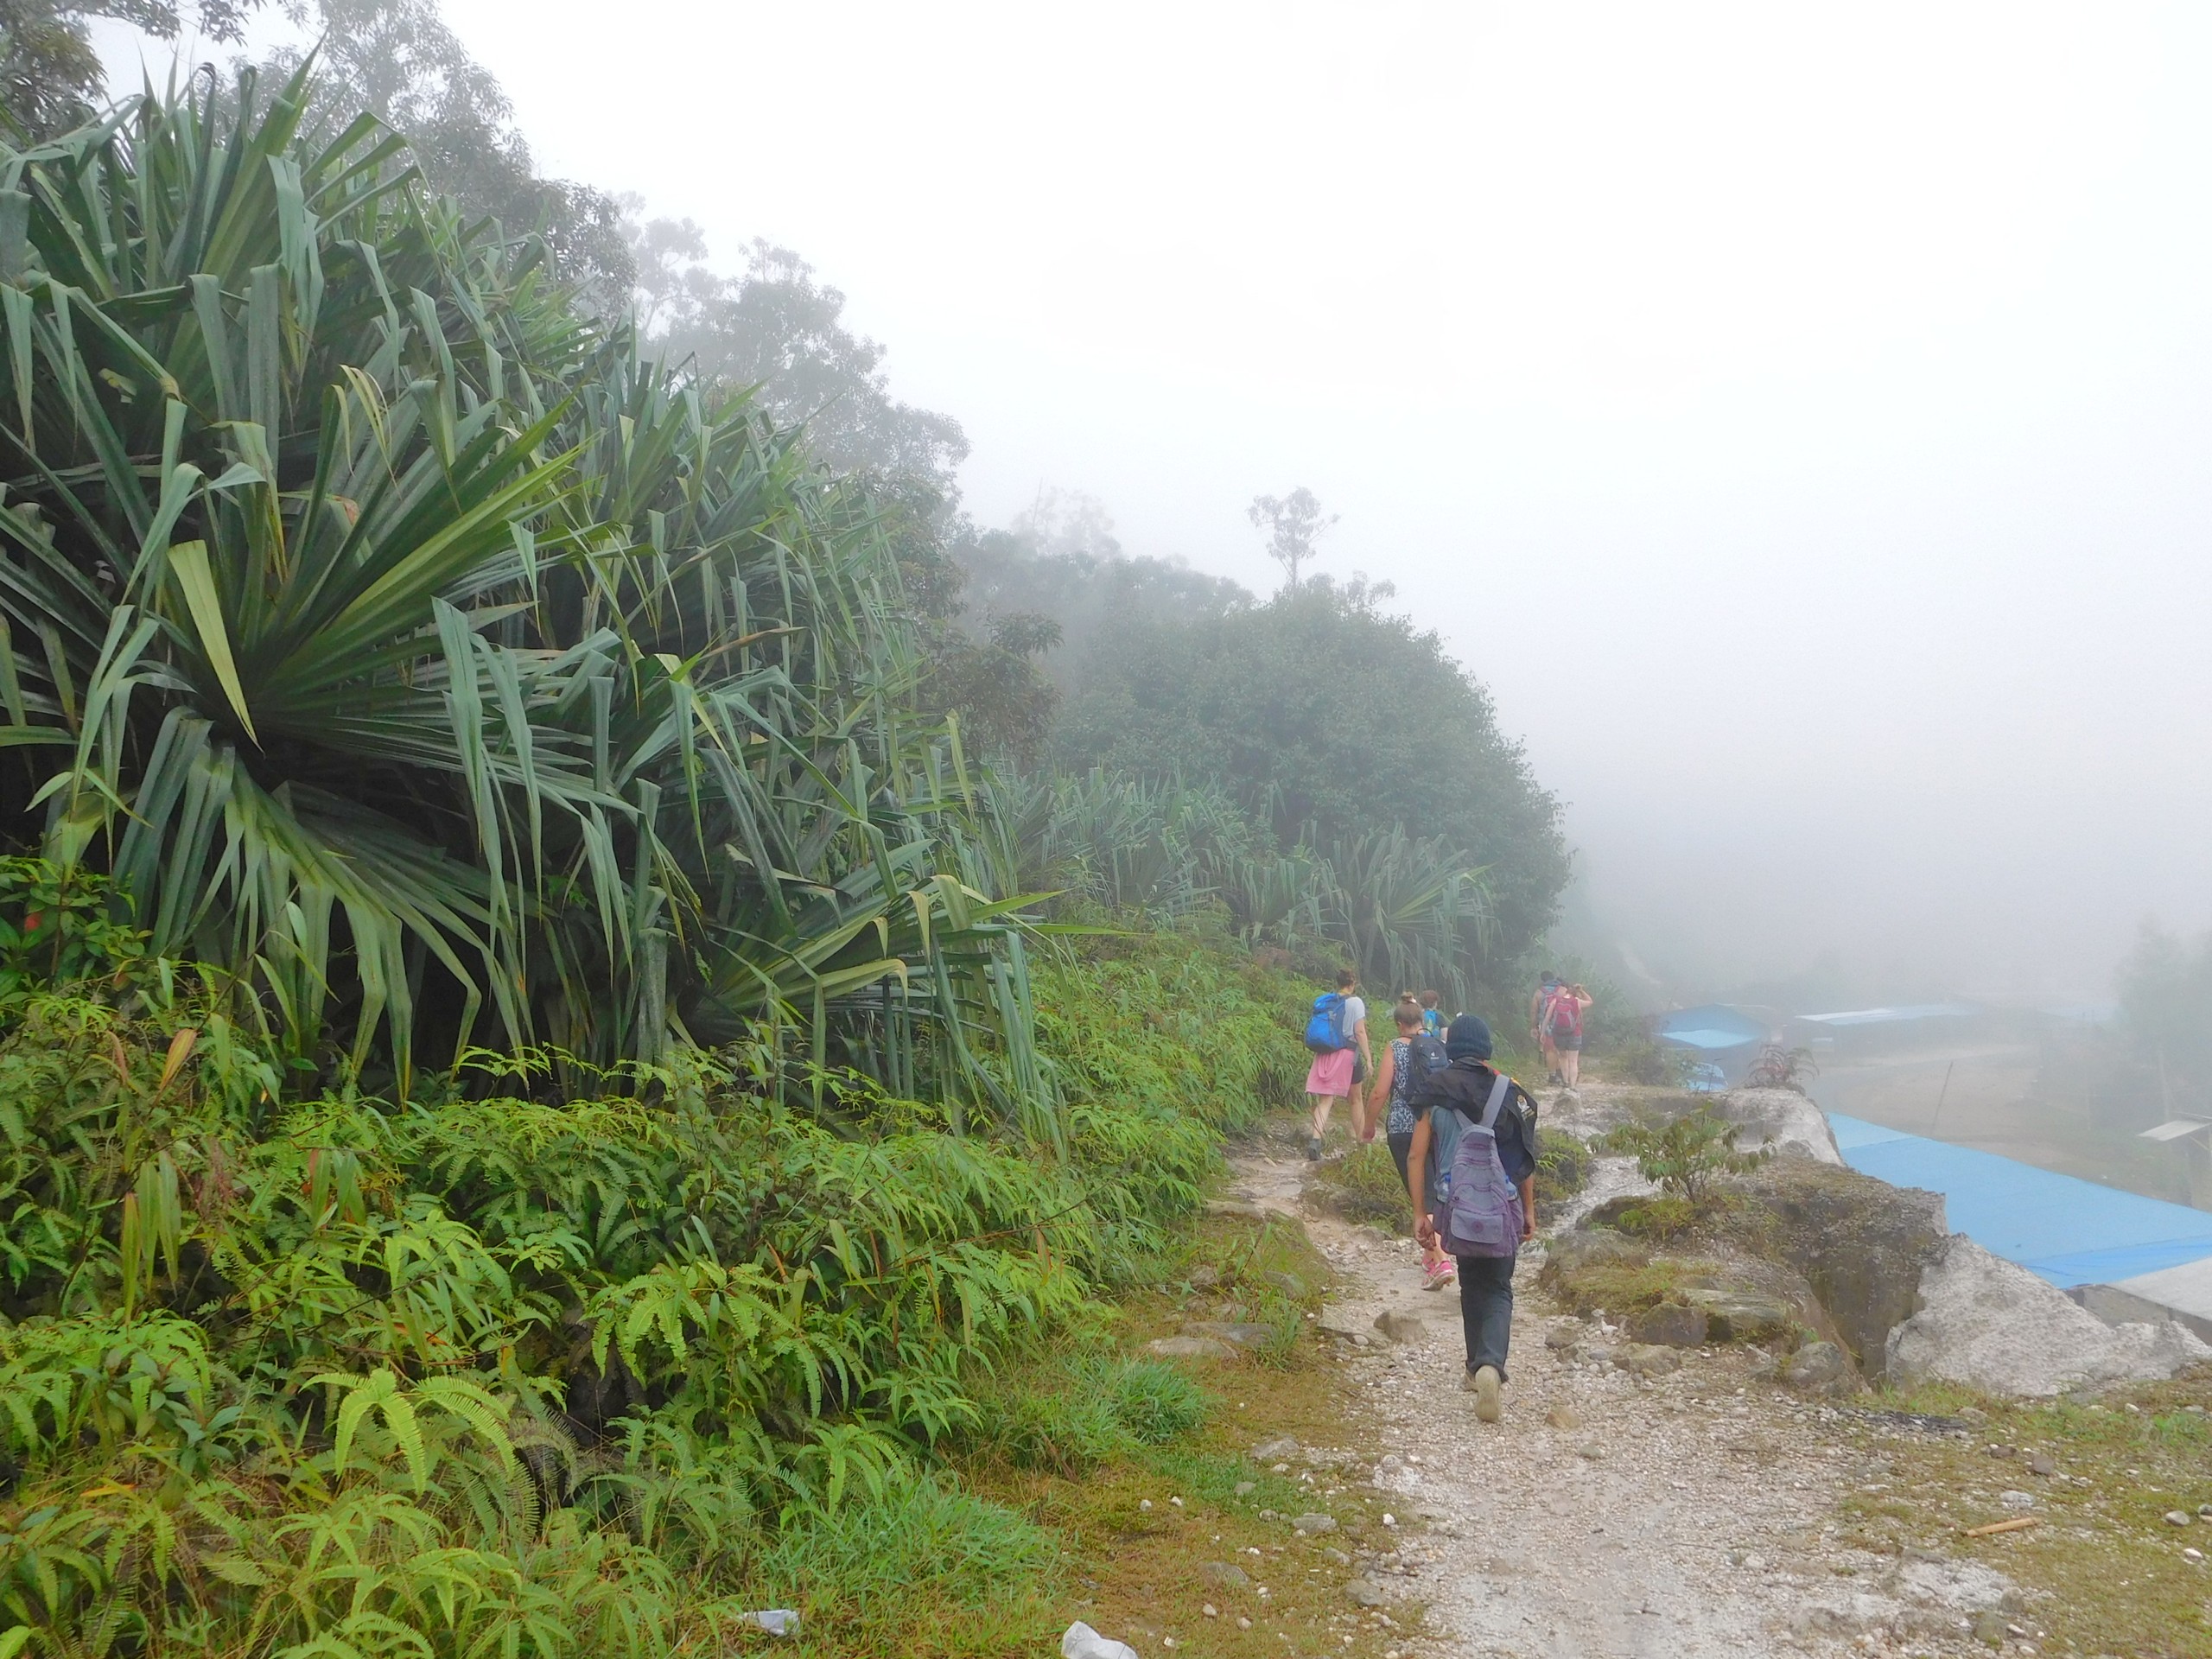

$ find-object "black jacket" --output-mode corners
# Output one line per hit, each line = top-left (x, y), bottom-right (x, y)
(1409, 1060), (1538, 1185)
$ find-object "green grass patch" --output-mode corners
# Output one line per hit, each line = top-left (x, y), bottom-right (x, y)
(1311, 1139), (1412, 1228)
(1841, 1371), (2212, 1656)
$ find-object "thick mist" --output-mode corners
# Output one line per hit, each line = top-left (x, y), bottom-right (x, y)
(106, 3), (2212, 1005)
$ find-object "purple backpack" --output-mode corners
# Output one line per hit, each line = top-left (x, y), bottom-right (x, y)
(1440, 1073), (1523, 1258)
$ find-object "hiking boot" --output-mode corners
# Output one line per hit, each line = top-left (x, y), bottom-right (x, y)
(1466, 1363), (1503, 1422)
(1306, 1135), (1324, 1161)
(1548, 1070), (1563, 1086)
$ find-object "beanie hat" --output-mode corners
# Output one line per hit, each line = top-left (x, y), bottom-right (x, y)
(1445, 1014), (1493, 1062)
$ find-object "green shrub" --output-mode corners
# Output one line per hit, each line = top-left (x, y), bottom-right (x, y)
(970, 1352), (1213, 1472)
(1534, 1131), (1593, 1208)
(743, 1476), (1059, 1649)
(1082, 1356), (1212, 1445)
(1602, 1103), (1769, 1207)
(1312, 1139), (1411, 1226)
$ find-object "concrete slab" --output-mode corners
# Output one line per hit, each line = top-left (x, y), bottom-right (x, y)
(2106, 1255), (2212, 1333)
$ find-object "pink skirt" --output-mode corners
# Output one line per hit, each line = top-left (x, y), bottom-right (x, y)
(1305, 1047), (1357, 1097)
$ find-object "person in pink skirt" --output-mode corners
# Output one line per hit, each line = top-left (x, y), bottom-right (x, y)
(1304, 968), (1371, 1159)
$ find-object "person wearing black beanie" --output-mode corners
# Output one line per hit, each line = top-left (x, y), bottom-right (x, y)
(1402, 1013), (1539, 1424)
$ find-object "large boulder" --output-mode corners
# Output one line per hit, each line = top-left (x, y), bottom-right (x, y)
(1886, 1235), (2212, 1396)
(1719, 1159), (1947, 1379)
(1716, 1088), (1844, 1165)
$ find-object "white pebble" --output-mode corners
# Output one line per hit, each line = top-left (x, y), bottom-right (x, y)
(1140, 1498), (1153, 1511)
(1382, 1513), (1395, 1526)
(1170, 1496), (1184, 1507)
(1203, 1604), (1218, 1618)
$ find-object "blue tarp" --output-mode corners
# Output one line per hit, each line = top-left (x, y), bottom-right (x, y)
(1827, 1112), (2212, 1288)
(1657, 1027), (1758, 1051)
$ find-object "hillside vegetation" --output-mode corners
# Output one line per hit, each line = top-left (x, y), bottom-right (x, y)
(0, 52), (1567, 1659)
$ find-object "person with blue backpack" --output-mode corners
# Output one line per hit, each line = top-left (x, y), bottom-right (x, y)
(1300, 969), (1371, 1160)
(1404, 1014), (1539, 1423)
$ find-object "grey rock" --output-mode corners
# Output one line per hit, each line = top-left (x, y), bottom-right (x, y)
(1782, 1340), (1854, 1395)
(1184, 1320), (1276, 1347)
(1322, 1547), (1351, 1566)
(1233, 1480), (1256, 1497)
(1344, 1578), (1386, 1608)
(1262, 1270), (1307, 1299)
(1204, 1199), (1268, 1219)
(1681, 1287), (1797, 1343)
(1063, 1622), (1141, 1659)
(1543, 1323), (1583, 1351)
(2166, 1510), (2194, 1527)
(1611, 1342), (1683, 1377)
(1790, 1593), (1902, 1638)
(2027, 1452), (2056, 1477)
(1316, 1308), (1367, 1340)
(1628, 1302), (1709, 1348)
(1249, 1435), (1300, 1462)
(1187, 1264), (1222, 1291)
(1373, 1309), (1429, 1345)
(1198, 1561), (1252, 1589)
(1148, 1336), (1235, 1360)
(1999, 1490), (2035, 1510)
(1541, 1229), (1650, 1279)
(1292, 1512), (1338, 1535)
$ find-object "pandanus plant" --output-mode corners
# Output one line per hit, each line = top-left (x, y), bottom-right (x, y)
(0, 67), (1055, 1135)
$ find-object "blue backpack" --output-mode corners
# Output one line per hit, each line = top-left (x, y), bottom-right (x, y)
(1303, 992), (1351, 1053)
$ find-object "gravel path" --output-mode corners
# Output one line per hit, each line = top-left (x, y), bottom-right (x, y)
(1225, 1140), (2019, 1658)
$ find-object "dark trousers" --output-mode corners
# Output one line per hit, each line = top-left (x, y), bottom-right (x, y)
(1455, 1252), (1516, 1379)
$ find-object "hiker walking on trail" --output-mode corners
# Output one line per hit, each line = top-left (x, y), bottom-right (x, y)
(1370, 998), (1455, 1291)
(1405, 1014), (1538, 1423)
(1529, 970), (1561, 1084)
(1543, 981), (1592, 1090)
(1418, 988), (1445, 1039)
(1301, 969), (1372, 1160)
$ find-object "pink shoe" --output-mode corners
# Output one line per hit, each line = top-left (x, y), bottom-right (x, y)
(1423, 1260), (1456, 1291)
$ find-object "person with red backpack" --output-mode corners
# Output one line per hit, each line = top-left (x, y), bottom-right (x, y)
(1543, 981), (1593, 1090)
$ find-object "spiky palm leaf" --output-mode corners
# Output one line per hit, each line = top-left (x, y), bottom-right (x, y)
(0, 67), (1052, 1126)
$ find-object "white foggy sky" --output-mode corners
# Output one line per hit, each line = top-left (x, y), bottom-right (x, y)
(107, 3), (2212, 1001)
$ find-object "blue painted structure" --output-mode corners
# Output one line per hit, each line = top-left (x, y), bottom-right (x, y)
(1829, 1113), (2212, 1289)
(1653, 1003), (1770, 1088)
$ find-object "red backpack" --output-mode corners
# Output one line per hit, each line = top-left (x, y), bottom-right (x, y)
(1543, 989), (1582, 1040)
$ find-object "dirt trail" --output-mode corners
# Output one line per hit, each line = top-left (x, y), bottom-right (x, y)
(1224, 1138), (2012, 1658)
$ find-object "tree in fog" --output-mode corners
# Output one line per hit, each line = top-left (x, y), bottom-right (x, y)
(628, 225), (969, 497)
(264, 0), (634, 307)
(2120, 924), (2212, 1113)
(1, 0), (259, 136)
(1249, 486), (1337, 590)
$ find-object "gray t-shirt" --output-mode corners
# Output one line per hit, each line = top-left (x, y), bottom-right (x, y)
(1342, 995), (1366, 1041)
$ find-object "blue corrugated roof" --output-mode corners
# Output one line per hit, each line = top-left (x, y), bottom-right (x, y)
(1796, 1003), (1975, 1027)
(1827, 1112), (2212, 1288)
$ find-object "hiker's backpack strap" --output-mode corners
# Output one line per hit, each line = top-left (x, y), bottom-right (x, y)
(1476, 1072), (1511, 1132)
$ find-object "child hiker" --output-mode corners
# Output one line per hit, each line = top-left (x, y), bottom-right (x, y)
(1367, 998), (1455, 1291)
(1404, 1014), (1538, 1421)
